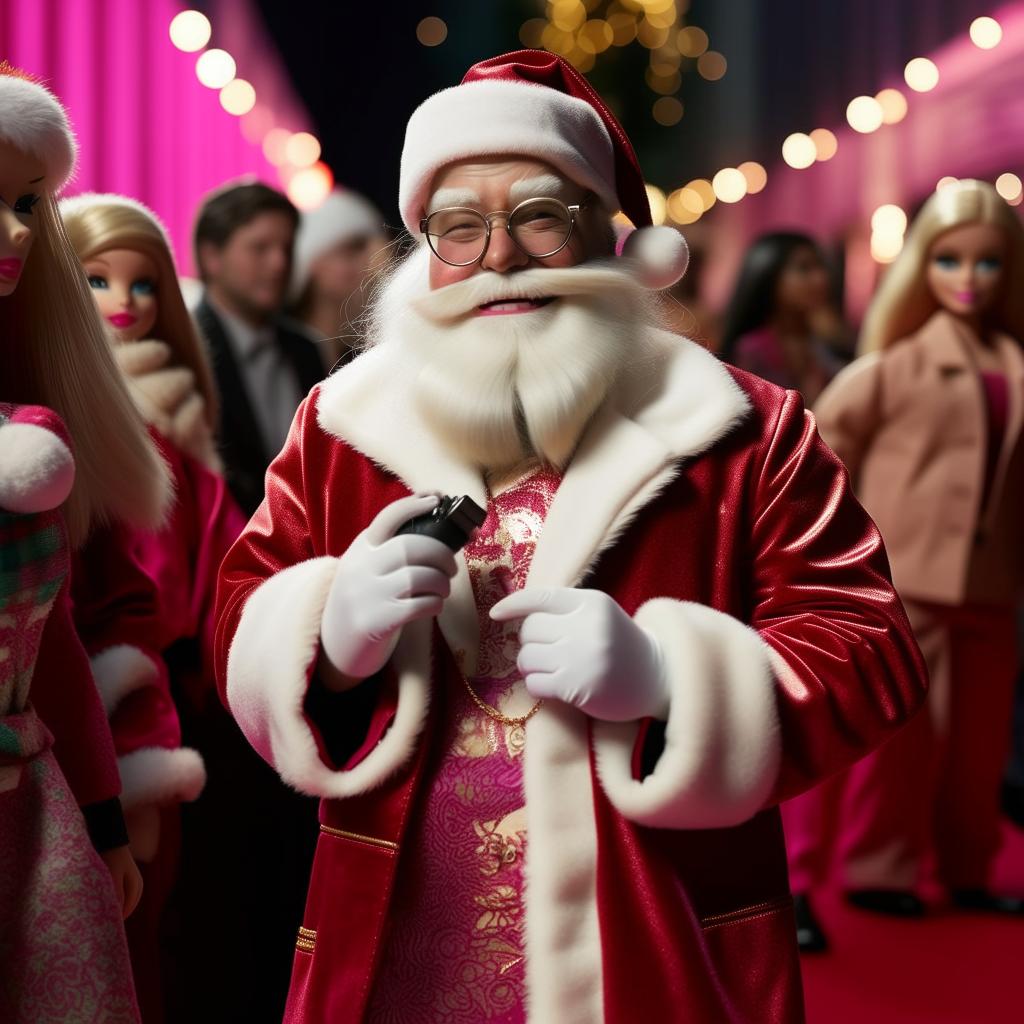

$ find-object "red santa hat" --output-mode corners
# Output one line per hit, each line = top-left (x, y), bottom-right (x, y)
(0, 62), (77, 193)
(399, 49), (688, 290)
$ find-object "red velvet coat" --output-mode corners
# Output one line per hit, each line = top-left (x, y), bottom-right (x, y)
(215, 329), (926, 1023)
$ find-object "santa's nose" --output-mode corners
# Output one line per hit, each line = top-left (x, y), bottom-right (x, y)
(481, 226), (529, 274)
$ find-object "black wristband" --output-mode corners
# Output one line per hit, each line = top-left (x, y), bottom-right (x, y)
(81, 796), (130, 853)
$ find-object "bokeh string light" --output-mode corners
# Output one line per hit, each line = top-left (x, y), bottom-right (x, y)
(416, 17), (448, 47)
(220, 78), (256, 116)
(969, 16), (1003, 50)
(168, 9), (333, 211)
(523, 0), (720, 112)
(657, 14), (1010, 231)
(195, 49), (236, 90)
(904, 56), (940, 92)
(782, 133), (816, 170)
(169, 10), (211, 52)
(996, 172), (1023, 204)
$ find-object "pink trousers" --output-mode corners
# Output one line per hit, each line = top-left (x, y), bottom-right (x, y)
(785, 600), (1017, 892)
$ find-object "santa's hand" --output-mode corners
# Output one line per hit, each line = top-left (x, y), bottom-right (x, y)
(320, 494), (458, 681)
(490, 588), (669, 722)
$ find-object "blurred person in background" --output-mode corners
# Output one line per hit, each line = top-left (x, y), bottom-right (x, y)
(720, 231), (850, 404)
(288, 188), (389, 372)
(790, 180), (1024, 952)
(190, 181), (323, 1022)
(193, 181), (323, 515)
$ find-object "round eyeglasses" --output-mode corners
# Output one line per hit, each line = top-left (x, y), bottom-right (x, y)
(419, 196), (589, 267)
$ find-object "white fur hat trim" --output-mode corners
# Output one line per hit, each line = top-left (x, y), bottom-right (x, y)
(400, 79), (615, 235)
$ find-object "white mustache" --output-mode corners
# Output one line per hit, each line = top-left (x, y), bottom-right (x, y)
(411, 260), (643, 324)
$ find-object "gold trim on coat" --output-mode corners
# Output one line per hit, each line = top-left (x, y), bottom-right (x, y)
(296, 926), (317, 953)
(319, 823), (399, 852)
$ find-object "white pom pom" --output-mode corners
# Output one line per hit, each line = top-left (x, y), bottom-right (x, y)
(0, 422), (75, 514)
(620, 225), (690, 291)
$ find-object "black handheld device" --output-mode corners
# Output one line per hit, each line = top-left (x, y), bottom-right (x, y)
(395, 495), (487, 552)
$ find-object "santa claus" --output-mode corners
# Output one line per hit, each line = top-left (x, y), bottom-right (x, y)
(215, 51), (926, 1023)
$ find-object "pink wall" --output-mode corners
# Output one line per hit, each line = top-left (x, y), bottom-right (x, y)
(0, 0), (313, 274)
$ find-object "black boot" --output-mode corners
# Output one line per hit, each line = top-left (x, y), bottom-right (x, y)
(793, 893), (828, 953)
(951, 888), (1024, 915)
(845, 888), (925, 917)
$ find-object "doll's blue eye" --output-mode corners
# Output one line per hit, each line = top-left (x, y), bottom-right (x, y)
(131, 278), (156, 296)
(977, 257), (1002, 274)
(87, 275), (109, 289)
(933, 254), (959, 270)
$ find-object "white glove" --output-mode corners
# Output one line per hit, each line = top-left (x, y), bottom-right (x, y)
(490, 587), (669, 722)
(320, 494), (458, 681)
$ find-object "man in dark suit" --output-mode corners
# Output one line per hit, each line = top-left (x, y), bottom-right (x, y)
(167, 181), (323, 1024)
(193, 181), (324, 515)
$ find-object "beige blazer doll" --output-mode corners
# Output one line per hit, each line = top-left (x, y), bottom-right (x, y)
(816, 307), (1024, 605)
(796, 179), (1024, 926)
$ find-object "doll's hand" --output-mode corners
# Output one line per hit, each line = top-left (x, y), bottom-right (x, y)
(100, 844), (144, 919)
(320, 494), (458, 684)
(491, 588), (669, 722)
(0, 407), (75, 514)
(125, 804), (161, 864)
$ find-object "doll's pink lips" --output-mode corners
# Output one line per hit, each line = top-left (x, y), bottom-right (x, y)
(0, 258), (23, 280)
(476, 297), (555, 316)
(108, 312), (138, 328)
(955, 291), (977, 304)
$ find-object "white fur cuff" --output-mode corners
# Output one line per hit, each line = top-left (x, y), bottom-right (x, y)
(225, 557), (433, 799)
(118, 746), (206, 811)
(594, 599), (780, 829)
(91, 644), (162, 716)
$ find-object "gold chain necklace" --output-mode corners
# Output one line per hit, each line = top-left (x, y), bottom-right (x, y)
(459, 670), (543, 728)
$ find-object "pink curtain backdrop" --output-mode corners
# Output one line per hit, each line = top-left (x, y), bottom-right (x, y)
(704, 1), (1024, 322)
(0, 0), (314, 275)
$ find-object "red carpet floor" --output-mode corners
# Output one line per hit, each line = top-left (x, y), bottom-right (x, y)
(800, 824), (1024, 1023)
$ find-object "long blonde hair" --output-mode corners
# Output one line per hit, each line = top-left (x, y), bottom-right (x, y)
(859, 179), (1024, 354)
(0, 196), (170, 545)
(61, 194), (219, 427)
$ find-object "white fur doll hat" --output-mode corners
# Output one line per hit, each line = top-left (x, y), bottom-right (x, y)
(0, 62), (77, 192)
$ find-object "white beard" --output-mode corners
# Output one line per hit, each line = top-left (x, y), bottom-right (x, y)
(363, 247), (654, 472)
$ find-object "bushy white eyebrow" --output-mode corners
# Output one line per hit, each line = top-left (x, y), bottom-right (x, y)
(427, 187), (480, 212)
(508, 175), (573, 203)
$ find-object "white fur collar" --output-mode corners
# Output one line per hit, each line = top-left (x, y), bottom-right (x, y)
(317, 327), (749, 501)
(317, 328), (750, 673)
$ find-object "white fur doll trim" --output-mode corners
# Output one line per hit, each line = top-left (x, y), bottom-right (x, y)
(0, 421), (75, 514)
(90, 644), (162, 716)
(593, 598), (781, 829)
(117, 746), (206, 811)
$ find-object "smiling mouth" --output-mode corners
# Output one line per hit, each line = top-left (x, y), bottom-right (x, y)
(476, 297), (556, 316)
